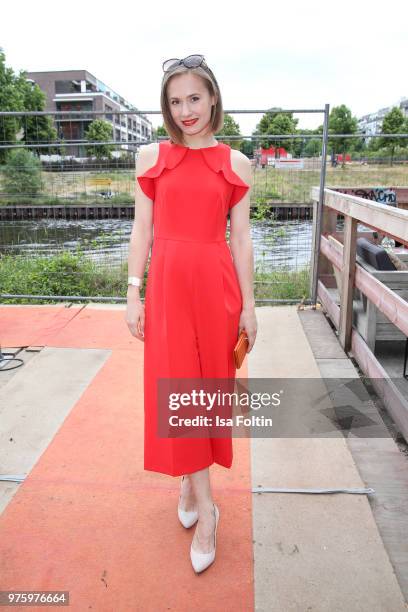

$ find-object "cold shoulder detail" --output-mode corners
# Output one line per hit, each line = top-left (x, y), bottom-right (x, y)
(198, 144), (251, 206)
(136, 141), (188, 201)
(136, 139), (250, 208)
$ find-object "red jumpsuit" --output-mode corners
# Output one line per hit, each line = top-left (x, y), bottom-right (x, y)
(137, 139), (250, 477)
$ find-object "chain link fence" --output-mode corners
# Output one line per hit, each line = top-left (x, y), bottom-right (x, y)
(1, 106), (407, 304)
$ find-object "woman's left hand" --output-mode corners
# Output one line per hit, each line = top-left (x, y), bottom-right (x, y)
(239, 306), (257, 352)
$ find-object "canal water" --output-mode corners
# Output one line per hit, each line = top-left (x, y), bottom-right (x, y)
(0, 217), (313, 273)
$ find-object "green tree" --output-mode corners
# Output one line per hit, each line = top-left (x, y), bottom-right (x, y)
(84, 119), (115, 159)
(155, 125), (168, 139)
(291, 129), (321, 157)
(16, 74), (57, 155)
(304, 137), (322, 157)
(240, 139), (253, 156)
(0, 47), (24, 163)
(367, 136), (381, 152)
(3, 148), (42, 197)
(0, 47), (57, 162)
(328, 105), (358, 167)
(403, 117), (408, 157)
(349, 136), (366, 155)
(377, 107), (406, 166)
(218, 114), (244, 150)
(255, 110), (299, 158)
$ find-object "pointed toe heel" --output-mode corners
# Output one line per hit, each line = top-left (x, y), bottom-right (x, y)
(178, 505), (199, 528)
(190, 504), (219, 574)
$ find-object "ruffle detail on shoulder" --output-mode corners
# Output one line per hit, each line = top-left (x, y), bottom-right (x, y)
(201, 144), (250, 208)
(136, 140), (188, 201)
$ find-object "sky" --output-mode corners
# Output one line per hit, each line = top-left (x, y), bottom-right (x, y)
(1, 0), (407, 138)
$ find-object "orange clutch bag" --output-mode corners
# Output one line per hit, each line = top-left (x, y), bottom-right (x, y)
(233, 330), (249, 369)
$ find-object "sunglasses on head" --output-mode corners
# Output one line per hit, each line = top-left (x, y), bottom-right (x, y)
(162, 54), (207, 73)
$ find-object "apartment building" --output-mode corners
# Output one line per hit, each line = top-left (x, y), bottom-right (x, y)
(358, 97), (408, 144)
(26, 69), (153, 157)
(357, 106), (391, 143)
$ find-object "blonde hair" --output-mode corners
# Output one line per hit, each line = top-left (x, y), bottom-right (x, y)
(160, 64), (224, 145)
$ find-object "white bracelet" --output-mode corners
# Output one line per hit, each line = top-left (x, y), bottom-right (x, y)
(128, 276), (142, 287)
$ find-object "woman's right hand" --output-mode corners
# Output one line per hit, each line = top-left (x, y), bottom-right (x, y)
(126, 289), (145, 341)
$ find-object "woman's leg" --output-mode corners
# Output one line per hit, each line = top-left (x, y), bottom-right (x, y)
(189, 466), (217, 554)
(179, 474), (197, 512)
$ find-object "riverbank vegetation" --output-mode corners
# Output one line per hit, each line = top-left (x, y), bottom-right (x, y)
(0, 249), (310, 304)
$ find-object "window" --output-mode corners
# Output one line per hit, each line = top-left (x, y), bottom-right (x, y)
(55, 80), (81, 94)
(57, 101), (93, 112)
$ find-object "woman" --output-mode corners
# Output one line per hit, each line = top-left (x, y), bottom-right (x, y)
(126, 54), (257, 573)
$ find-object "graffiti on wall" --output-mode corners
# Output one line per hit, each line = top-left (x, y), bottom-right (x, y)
(336, 187), (397, 206)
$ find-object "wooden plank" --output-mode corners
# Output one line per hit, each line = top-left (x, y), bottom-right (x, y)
(311, 199), (339, 300)
(339, 216), (358, 352)
(321, 234), (343, 271)
(317, 280), (340, 329)
(326, 185), (408, 207)
(320, 234), (408, 338)
(327, 236), (343, 295)
(351, 329), (408, 442)
(366, 300), (378, 351)
(355, 266), (408, 337)
(311, 187), (408, 245)
(297, 309), (348, 359)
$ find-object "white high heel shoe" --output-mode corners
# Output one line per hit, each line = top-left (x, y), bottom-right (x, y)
(190, 503), (219, 574)
(178, 475), (198, 528)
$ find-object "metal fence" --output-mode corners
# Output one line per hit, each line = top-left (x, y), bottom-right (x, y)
(1, 106), (407, 304)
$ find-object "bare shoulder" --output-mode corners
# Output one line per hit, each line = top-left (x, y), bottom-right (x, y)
(230, 148), (252, 184)
(136, 142), (160, 175)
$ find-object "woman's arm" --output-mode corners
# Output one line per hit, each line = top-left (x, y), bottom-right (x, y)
(228, 151), (257, 351)
(125, 144), (158, 340)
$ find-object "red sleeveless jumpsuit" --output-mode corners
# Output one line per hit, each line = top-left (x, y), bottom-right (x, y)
(137, 139), (250, 476)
